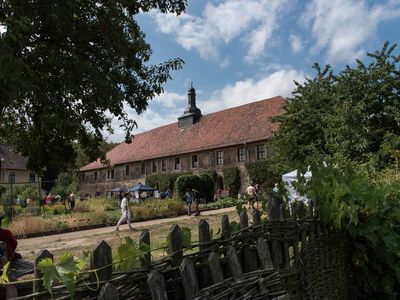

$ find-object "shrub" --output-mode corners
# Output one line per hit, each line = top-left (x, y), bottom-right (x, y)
(145, 172), (191, 192)
(203, 197), (245, 209)
(130, 199), (185, 221)
(222, 166), (241, 195)
(245, 160), (279, 188)
(175, 175), (203, 201)
(198, 173), (215, 202)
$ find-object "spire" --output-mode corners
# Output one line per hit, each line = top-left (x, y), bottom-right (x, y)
(178, 83), (202, 128)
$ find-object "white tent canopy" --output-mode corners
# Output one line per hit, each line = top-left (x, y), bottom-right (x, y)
(281, 169), (312, 203)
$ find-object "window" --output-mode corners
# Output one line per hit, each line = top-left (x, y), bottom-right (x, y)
(216, 151), (224, 165)
(107, 169), (114, 180)
(8, 172), (15, 184)
(141, 162), (145, 175)
(94, 171), (98, 181)
(257, 144), (266, 160)
(125, 165), (130, 176)
(238, 148), (246, 162)
(152, 161), (157, 173)
(192, 155), (198, 168)
(162, 159), (166, 171)
(175, 158), (180, 170)
(29, 172), (36, 183)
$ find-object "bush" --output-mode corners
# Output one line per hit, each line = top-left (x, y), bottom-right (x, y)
(145, 172), (191, 192)
(175, 174), (215, 202)
(245, 160), (279, 188)
(222, 166), (241, 195)
(130, 199), (186, 221)
(203, 197), (245, 209)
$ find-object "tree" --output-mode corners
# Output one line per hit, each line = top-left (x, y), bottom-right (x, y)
(0, 0), (187, 179)
(270, 42), (400, 173)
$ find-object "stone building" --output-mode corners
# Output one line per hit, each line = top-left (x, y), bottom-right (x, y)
(0, 144), (41, 190)
(78, 87), (285, 197)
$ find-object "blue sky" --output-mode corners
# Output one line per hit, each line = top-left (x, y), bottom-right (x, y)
(110, 0), (400, 142)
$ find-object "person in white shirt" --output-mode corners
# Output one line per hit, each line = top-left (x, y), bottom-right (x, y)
(115, 192), (133, 231)
(246, 182), (256, 208)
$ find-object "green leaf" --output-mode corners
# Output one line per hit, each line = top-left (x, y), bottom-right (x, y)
(181, 227), (192, 249)
(38, 258), (60, 297)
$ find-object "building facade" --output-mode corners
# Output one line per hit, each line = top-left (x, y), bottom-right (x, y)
(0, 144), (41, 190)
(79, 88), (284, 197)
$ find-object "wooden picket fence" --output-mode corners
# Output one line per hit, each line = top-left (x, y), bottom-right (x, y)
(13, 196), (352, 299)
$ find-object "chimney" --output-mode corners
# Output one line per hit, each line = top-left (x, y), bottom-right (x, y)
(178, 83), (202, 128)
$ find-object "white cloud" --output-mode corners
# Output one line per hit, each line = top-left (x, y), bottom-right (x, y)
(153, 91), (186, 108)
(302, 0), (400, 62)
(150, 0), (287, 63)
(201, 69), (306, 114)
(289, 34), (303, 54)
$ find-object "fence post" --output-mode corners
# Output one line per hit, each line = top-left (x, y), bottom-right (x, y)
(98, 282), (119, 300)
(298, 201), (305, 218)
(239, 210), (248, 229)
(139, 229), (151, 268)
(147, 270), (168, 300)
(34, 249), (53, 300)
(180, 258), (200, 300)
(252, 208), (261, 226)
(240, 210), (258, 272)
(221, 214), (231, 239)
(208, 252), (224, 284)
(256, 238), (273, 270)
(199, 219), (212, 288)
(169, 224), (183, 267)
(227, 246), (242, 281)
(91, 240), (113, 282)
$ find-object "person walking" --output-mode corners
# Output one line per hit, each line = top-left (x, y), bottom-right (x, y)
(68, 192), (76, 213)
(184, 188), (193, 215)
(246, 182), (256, 209)
(115, 192), (133, 231)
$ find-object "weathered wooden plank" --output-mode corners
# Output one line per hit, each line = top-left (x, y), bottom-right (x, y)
(198, 219), (210, 252)
(34, 249), (53, 300)
(256, 238), (274, 270)
(169, 224), (183, 267)
(290, 202), (297, 220)
(147, 270), (168, 300)
(301, 230), (308, 249)
(98, 282), (119, 300)
(309, 200), (315, 218)
(208, 252), (224, 284)
(227, 246), (242, 280)
(297, 201), (305, 218)
(272, 240), (281, 271)
(139, 229), (151, 268)
(252, 209), (261, 226)
(239, 210), (249, 229)
(282, 241), (290, 269)
(198, 219), (212, 288)
(91, 240), (112, 282)
(221, 215), (231, 239)
(180, 258), (200, 300)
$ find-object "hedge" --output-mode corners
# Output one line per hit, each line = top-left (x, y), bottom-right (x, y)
(145, 172), (191, 192)
(175, 173), (215, 202)
(222, 166), (241, 195)
(245, 160), (279, 189)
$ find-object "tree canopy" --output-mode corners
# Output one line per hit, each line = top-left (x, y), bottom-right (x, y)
(270, 42), (400, 173)
(0, 0), (186, 176)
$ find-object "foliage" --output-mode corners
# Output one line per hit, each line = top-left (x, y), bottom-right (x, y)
(0, 0), (187, 176)
(130, 199), (186, 221)
(245, 160), (279, 188)
(37, 252), (89, 297)
(203, 197), (246, 210)
(145, 172), (190, 193)
(197, 173), (215, 202)
(270, 42), (400, 173)
(174, 174), (209, 201)
(113, 236), (147, 271)
(222, 166), (241, 195)
(298, 161), (400, 298)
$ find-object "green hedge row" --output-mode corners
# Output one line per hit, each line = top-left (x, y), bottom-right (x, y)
(245, 160), (279, 188)
(175, 173), (215, 202)
(222, 166), (241, 195)
(145, 171), (191, 192)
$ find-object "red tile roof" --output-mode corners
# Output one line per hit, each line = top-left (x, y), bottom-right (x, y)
(80, 96), (285, 171)
(0, 144), (29, 170)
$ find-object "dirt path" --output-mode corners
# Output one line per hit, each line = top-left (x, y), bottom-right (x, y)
(18, 207), (237, 261)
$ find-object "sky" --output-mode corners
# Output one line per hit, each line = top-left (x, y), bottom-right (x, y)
(113, 1), (399, 142)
